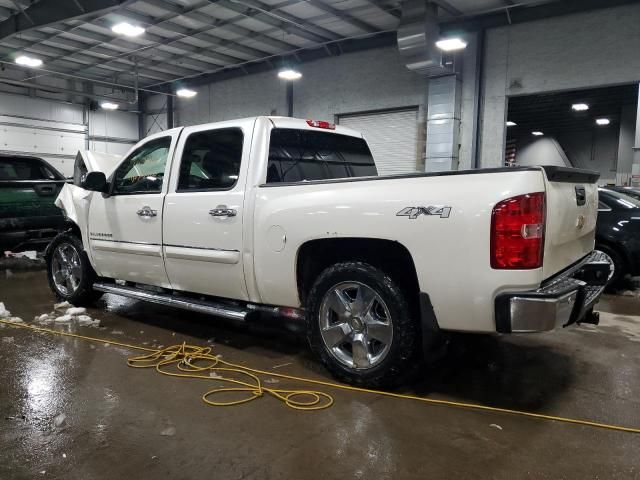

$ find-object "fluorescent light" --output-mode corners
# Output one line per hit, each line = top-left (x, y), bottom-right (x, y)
(532, 131), (544, 136)
(435, 38), (467, 51)
(100, 102), (119, 110)
(176, 88), (197, 98)
(506, 121), (517, 127)
(15, 55), (42, 67)
(111, 22), (145, 37)
(278, 68), (302, 80)
(571, 103), (589, 111)
(596, 118), (610, 126)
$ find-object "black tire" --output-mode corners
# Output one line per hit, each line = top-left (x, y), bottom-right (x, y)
(46, 233), (102, 306)
(306, 261), (419, 388)
(596, 244), (625, 288)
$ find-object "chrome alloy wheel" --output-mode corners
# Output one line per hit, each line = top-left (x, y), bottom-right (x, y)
(51, 242), (82, 296)
(319, 281), (393, 370)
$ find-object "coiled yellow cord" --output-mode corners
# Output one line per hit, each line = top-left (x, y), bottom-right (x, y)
(2, 318), (639, 432)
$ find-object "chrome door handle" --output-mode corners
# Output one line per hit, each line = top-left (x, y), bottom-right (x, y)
(137, 206), (157, 217)
(209, 205), (237, 217)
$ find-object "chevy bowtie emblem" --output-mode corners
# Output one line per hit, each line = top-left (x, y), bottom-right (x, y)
(576, 214), (586, 229)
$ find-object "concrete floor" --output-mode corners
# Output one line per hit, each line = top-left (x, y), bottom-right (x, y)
(1, 269), (639, 480)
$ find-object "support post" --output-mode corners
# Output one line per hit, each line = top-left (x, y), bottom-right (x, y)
(166, 92), (174, 129)
(632, 83), (640, 187)
(138, 92), (146, 140)
(287, 82), (294, 117)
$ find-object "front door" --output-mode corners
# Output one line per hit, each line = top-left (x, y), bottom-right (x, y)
(162, 122), (251, 300)
(87, 131), (180, 287)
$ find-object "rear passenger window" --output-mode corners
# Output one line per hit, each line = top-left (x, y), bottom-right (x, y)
(178, 128), (243, 191)
(266, 128), (377, 184)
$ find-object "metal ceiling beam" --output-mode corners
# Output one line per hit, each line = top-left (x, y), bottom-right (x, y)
(440, 0), (640, 33)
(0, 0), (134, 40)
(206, 0), (333, 43)
(218, 0), (342, 41)
(302, 0), (379, 33)
(1, 36), (190, 81)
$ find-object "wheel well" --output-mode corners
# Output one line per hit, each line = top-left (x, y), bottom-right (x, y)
(65, 221), (82, 239)
(296, 238), (421, 308)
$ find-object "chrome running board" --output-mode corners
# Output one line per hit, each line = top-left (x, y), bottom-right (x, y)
(93, 282), (248, 321)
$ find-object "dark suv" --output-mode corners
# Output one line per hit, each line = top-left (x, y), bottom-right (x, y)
(0, 154), (68, 251)
(597, 188), (640, 285)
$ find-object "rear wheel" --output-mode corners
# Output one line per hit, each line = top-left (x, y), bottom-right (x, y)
(306, 261), (419, 388)
(47, 233), (102, 306)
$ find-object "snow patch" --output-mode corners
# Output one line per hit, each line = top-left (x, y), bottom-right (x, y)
(66, 307), (86, 316)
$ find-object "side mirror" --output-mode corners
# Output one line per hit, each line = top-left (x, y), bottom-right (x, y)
(81, 171), (108, 193)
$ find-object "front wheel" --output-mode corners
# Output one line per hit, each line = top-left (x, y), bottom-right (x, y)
(306, 262), (419, 388)
(46, 233), (102, 306)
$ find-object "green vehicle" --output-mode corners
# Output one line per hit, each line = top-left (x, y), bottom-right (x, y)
(0, 154), (68, 251)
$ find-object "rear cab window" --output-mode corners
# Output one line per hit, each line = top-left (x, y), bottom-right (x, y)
(266, 128), (377, 184)
(0, 157), (61, 181)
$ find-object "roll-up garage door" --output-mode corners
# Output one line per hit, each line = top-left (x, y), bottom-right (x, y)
(338, 109), (419, 175)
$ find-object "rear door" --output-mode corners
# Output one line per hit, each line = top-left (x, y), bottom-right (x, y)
(0, 157), (66, 247)
(162, 121), (252, 300)
(542, 167), (600, 278)
(87, 130), (181, 287)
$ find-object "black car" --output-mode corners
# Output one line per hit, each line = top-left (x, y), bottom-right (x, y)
(0, 155), (68, 251)
(597, 188), (640, 284)
(605, 186), (640, 202)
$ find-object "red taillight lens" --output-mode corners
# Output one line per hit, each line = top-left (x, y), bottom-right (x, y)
(490, 192), (545, 269)
(306, 119), (336, 130)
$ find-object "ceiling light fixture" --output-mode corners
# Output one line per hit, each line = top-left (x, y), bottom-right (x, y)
(506, 121), (517, 127)
(112, 22), (145, 37)
(435, 37), (467, 51)
(571, 103), (589, 111)
(100, 102), (119, 110)
(15, 55), (42, 67)
(596, 118), (610, 126)
(278, 68), (302, 80)
(532, 131), (544, 136)
(176, 88), (197, 98)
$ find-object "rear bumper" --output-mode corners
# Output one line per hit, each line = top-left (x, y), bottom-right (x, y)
(495, 250), (613, 333)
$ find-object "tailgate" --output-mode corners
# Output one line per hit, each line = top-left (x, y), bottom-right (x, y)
(541, 167), (599, 279)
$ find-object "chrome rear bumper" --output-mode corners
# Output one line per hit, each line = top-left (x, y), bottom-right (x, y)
(495, 250), (613, 333)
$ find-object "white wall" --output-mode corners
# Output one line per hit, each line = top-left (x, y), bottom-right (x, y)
(0, 90), (138, 176)
(150, 47), (433, 170)
(479, 3), (640, 169)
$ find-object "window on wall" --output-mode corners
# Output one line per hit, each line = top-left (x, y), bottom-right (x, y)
(266, 128), (377, 183)
(177, 128), (244, 191)
(112, 137), (171, 194)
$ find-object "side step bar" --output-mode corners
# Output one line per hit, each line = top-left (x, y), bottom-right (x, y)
(93, 282), (249, 321)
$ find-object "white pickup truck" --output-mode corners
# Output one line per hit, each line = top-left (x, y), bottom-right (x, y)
(47, 116), (612, 387)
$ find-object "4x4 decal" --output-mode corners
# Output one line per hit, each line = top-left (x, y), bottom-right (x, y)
(396, 206), (452, 219)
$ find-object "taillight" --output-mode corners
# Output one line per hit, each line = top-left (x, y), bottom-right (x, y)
(491, 192), (545, 269)
(306, 119), (336, 130)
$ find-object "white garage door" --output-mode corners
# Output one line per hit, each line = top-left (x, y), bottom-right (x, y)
(338, 109), (419, 175)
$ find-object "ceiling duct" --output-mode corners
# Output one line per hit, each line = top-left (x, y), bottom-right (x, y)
(397, 0), (448, 76)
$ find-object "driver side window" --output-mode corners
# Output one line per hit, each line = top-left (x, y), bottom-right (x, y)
(112, 137), (171, 195)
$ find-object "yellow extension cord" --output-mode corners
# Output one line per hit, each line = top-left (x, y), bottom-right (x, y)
(2, 318), (639, 433)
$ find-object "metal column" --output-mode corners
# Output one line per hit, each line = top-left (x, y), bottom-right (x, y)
(632, 83), (640, 187)
(425, 75), (462, 172)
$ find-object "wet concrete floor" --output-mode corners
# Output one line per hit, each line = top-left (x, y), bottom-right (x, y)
(1, 269), (640, 479)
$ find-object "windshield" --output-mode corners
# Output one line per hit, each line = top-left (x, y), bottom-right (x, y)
(266, 128), (377, 183)
(599, 189), (640, 209)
